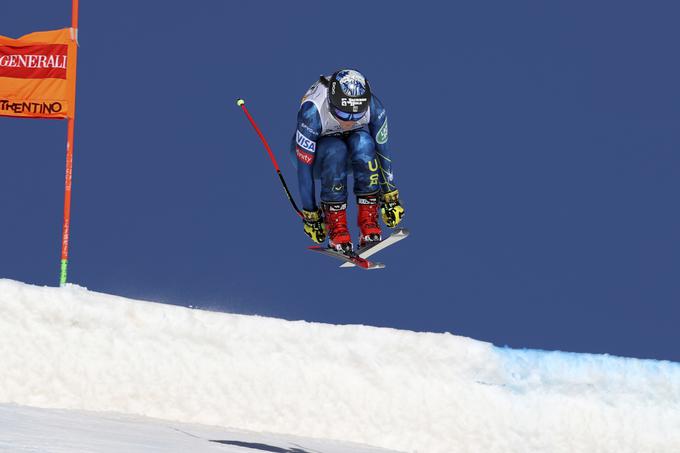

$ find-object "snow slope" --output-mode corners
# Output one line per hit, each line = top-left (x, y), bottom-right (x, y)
(1, 279), (679, 453)
(0, 403), (398, 453)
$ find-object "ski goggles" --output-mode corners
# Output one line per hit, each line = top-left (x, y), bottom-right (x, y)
(332, 107), (366, 122)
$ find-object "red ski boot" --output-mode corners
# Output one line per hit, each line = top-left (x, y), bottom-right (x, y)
(322, 202), (353, 253)
(357, 194), (382, 247)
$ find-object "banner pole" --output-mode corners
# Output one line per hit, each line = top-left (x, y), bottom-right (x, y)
(60, 0), (79, 286)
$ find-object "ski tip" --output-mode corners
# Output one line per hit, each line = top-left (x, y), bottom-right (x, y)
(309, 245), (383, 270)
(392, 227), (410, 237)
(340, 261), (385, 269)
(236, 98), (245, 107)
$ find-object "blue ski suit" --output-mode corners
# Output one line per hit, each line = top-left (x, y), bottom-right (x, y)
(290, 77), (396, 211)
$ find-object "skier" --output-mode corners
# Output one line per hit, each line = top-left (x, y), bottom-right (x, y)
(291, 69), (405, 254)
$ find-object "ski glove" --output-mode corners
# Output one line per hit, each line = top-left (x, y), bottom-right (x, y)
(381, 189), (405, 228)
(302, 208), (327, 243)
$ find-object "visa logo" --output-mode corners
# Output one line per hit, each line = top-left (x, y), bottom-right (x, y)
(296, 130), (316, 154)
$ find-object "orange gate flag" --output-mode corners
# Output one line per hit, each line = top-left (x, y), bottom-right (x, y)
(0, 28), (77, 119)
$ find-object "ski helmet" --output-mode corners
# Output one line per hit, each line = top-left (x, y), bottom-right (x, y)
(328, 69), (371, 121)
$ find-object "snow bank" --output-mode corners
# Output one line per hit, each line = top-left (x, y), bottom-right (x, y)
(0, 279), (678, 453)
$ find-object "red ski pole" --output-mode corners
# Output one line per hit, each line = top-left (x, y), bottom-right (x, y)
(236, 99), (302, 218)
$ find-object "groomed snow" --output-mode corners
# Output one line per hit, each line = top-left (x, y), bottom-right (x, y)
(1, 279), (679, 453)
(0, 403), (399, 453)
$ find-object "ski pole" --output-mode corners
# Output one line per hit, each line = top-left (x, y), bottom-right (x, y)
(236, 98), (302, 218)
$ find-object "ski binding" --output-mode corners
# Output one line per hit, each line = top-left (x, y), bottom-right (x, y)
(308, 246), (385, 270)
(339, 228), (409, 268)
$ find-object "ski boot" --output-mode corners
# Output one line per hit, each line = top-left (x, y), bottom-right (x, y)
(322, 202), (353, 254)
(357, 194), (382, 248)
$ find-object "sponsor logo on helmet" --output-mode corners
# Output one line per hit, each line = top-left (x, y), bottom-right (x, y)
(296, 130), (316, 153)
(335, 70), (366, 96)
(341, 97), (368, 111)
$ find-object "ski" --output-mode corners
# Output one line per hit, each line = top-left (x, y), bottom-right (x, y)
(339, 228), (410, 268)
(308, 246), (385, 270)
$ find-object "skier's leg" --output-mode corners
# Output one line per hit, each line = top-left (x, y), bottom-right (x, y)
(347, 130), (380, 196)
(347, 130), (382, 245)
(316, 136), (352, 251)
(317, 136), (349, 202)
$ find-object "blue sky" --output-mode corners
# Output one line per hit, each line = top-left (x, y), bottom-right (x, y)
(2, 1), (679, 361)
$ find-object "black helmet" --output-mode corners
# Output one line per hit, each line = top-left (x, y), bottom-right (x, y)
(328, 69), (371, 121)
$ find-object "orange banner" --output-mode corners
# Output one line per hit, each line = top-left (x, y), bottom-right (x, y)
(0, 28), (77, 119)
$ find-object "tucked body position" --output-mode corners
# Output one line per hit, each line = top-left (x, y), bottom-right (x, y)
(291, 69), (405, 253)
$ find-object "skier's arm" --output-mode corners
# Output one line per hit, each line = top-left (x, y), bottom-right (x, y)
(369, 95), (405, 227)
(368, 95), (397, 193)
(293, 101), (322, 211)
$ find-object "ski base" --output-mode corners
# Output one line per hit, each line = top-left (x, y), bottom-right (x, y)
(308, 246), (385, 270)
(340, 228), (409, 268)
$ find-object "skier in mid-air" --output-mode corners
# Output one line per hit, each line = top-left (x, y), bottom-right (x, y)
(291, 69), (405, 254)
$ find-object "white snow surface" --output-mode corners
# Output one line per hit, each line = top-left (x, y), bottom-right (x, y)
(1, 279), (679, 453)
(0, 403), (398, 453)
